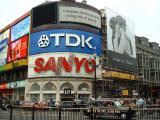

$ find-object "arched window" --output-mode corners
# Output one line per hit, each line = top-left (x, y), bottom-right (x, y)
(30, 83), (40, 91)
(78, 83), (90, 91)
(60, 82), (74, 91)
(43, 83), (56, 91)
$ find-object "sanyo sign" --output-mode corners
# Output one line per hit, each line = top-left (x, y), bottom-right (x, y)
(29, 29), (102, 55)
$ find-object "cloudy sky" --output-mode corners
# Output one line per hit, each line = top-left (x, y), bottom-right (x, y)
(0, 0), (159, 43)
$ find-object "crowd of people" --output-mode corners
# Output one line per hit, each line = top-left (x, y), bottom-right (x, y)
(1, 95), (160, 109)
(121, 96), (160, 108)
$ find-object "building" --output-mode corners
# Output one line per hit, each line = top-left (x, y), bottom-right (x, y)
(1, 0), (159, 104)
(136, 36), (160, 98)
(97, 8), (139, 98)
(0, 0), (102, 104)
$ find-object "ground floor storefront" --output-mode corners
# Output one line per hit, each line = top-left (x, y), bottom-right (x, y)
(25, 78), (92, 104)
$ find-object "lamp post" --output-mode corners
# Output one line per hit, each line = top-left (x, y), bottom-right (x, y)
(93, 53), (97, 99)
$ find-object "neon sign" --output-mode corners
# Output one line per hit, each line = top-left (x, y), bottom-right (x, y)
(34, 57), (96, 74)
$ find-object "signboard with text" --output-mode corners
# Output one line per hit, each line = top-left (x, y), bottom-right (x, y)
(106, 8), (137, 72)
(28, 53), (102, 78)
(29, 29), (102, 56)
(8, 35), (28, 62)
(0, 29), (9, 66)
(59, 6), (101, 28)
(11, 16), (30, 41)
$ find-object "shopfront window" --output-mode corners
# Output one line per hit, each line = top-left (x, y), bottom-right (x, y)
(30, 94), (40, 102)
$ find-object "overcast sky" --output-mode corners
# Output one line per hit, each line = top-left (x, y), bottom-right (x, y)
(0, 0), (159, 44)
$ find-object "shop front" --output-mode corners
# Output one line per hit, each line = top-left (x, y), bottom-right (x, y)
(8, 80), (26, 101)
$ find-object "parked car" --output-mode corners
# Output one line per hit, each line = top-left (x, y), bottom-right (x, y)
(83, 99), (129, 120)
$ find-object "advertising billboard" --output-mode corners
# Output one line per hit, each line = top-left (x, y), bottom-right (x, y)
(0, 29), (9, 66)
(28, 52), (102, 78)
(106, 8), (137, 72)
(11, 16), (30, 41)
(29, 29), (102, 56)
(59, 6), (101, 28)
(9, 35), (28, 61)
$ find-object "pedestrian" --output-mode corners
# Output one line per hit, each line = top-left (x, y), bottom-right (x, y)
(136, 96), (145, 108)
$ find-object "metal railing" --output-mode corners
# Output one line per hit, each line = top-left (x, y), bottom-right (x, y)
(1, 105), (160, 120)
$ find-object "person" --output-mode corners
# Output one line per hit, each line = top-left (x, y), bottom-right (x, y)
(129, 99), (137, 108)
(155, 97), (160, 105)
(136, 96), (145, 108)
(109, 15), (133, 57)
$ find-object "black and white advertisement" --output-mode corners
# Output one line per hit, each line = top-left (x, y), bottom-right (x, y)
(106, 8), (137, 72)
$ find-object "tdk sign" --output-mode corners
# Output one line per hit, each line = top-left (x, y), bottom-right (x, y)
(30, 29), (101, 55)
(39, 33), (94, 49)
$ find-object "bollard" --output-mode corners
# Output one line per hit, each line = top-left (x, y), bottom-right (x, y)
(10, 105), (13, 120)
(90, 108), (93, 120)
(58, 106), (62, 120)
(32, 104), (35, 120)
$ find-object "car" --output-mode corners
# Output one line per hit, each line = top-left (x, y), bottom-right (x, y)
(83, 99), (129, 120)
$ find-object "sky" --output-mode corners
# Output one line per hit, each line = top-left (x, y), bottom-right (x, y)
(0, 0), (159, 44)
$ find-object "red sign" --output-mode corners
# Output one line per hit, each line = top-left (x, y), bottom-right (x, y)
(9, 35), (28, 61)
(34, 57), (96, 74)
(0, 84), (7, 89)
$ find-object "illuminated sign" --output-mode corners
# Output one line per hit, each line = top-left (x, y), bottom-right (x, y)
(11, 16), (30, 41)
(4, 63), (13, 70)
(64, 88), (71, 95)
(8, 80), (25, 88)
(34, 56), (95, 73)
(0, 59), (6, 67)
(0, 39), (8, 52)
(0, 84), (7, 89)
(0, 66), (4, 72)
(122, 90), (128, 96)
(0, 29), (9, 66)
(28, 53), (102, 78)
(103, 71), (136, 80)
(29, 29), (101, 56)
(9, 35), (28, 61)
(12, 59), (28, 67)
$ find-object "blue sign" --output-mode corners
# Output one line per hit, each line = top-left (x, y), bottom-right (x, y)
(29, 29), (102, 56)
(11, 16), (30, 41)
(0, 38), (8, 52)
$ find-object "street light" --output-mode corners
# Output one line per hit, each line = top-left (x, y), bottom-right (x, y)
(93, 53), (97, 99)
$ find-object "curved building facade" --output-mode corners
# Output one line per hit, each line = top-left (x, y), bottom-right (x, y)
(26, 1), (102, 103)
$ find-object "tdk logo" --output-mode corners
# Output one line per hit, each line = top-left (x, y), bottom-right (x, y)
(38, 35), (50, 48)
(38, 33), (95, 49)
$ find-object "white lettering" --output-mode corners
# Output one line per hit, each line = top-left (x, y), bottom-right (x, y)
(50, 33), (65, 46)
(66, 33), (81, 47)
(81, 35), (93, 49)
(49, 33), (94, 49)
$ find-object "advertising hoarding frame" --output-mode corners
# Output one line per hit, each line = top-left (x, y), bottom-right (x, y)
(106, 8), (137, 72)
